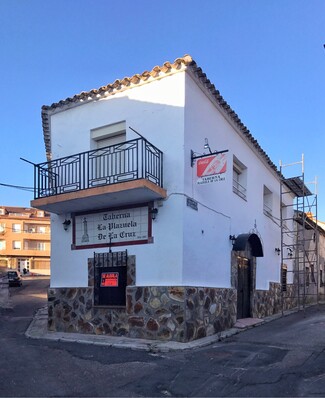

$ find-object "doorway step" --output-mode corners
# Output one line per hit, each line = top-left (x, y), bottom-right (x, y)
(234, 318), (264, 329)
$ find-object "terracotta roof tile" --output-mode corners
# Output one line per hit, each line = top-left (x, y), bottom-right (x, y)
(41, 55), (278, 174)
(41, 55), (193, 115)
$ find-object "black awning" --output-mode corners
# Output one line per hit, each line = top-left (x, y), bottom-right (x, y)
(232, 233), (264, 257)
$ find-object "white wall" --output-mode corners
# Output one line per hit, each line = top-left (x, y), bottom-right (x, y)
(182, 72), (292, 289)
(182, 199), (232, 287)
(49, 69), (296, 291)
(50, 73), (187, 288)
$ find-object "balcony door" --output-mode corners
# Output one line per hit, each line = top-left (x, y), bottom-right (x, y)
(90, 122), (126, 186)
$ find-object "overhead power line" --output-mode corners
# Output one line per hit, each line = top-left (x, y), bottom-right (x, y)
(0, 183), (34, 192)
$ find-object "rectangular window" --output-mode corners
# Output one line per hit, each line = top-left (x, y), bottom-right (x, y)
(233, 156), (247, 200)
(281, 265), (287, 292)
(281, 202), (288, 230)
(320, 269), (324, 287)
(12, 223), (22, 233)
(24, 224), (35, 233)
(310, 264), (316, 283)
(0, 240), (6, 250)
(0, 223), (5, 234)
(33, 260), (50, 269)
(24, 224), (47, 234)
(37, 242), (46, 251)
(10, 212), (28, 217)
(24, 241), (46, 251)
(306, 267), (310, 286)
(263, 186), (273, 217)
(12, 241), (21, 250)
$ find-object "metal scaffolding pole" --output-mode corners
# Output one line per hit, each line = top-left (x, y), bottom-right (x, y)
(279, 155), (318, 315)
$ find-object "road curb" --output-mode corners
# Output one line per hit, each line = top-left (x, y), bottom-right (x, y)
(25, 303), (324, 352)
(24, 308), (253, 352)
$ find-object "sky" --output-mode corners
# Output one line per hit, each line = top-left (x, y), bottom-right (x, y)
(0, 0), (324, 219)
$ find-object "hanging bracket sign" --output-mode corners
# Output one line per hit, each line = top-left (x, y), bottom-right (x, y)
(196, 152), (227, 185)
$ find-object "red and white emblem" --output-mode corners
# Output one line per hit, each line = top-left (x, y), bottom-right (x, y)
(197, 153), (227, 177)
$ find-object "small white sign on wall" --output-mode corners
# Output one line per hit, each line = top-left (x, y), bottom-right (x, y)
(73, 205), (150, 249)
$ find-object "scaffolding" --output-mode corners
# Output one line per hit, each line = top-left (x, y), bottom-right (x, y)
(280, 155), (318, 314)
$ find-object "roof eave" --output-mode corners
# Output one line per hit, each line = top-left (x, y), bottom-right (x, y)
(41, 54), (280, 177)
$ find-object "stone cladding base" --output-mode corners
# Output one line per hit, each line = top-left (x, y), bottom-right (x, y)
(47, 256), (302, 342)
(253, 283), (297, 317)
(48, 285), (237, 342)
(126, 286), (237, 342)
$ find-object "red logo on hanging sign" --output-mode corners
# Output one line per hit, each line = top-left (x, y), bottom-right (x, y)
(100, 272), (119, 287)
(197, 153), (227, 177)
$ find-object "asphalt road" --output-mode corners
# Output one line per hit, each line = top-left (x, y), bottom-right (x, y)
(1, 278), (325, 397)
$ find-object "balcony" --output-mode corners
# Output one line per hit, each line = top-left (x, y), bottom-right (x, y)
(31, 138), (166, 214)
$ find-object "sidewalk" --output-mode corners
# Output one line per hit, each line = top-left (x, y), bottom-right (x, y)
(24, 306), (299, 352)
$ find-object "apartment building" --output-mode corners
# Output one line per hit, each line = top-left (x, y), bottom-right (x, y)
(0, 206), (51, 275)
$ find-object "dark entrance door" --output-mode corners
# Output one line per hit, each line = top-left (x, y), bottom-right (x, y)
(96, 265), (127, 306)
(237, 257), (251, 319)
(94, 251), (128, 307)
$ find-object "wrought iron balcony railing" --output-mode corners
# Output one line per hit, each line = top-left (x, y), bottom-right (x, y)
(34, 138), (163, 199)
(232, 179), (247, 200)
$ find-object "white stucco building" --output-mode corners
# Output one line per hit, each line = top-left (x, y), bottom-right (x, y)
(31, 55), (307, 342)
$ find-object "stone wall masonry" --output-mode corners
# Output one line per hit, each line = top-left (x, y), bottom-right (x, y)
(48, 286), (129, 335)
(48, 284), (237, 341)
(185, 287), (237, 341)
(126, 286), (237, 342)
(48, 254), (314, 342)
(253, 282), (321, 318)
(48, 279), (316, 341)
(126, 286), (185, 341)
(48, 255), (135, 335)
(48, 254), (238, 342)
(253, 283), (297, 318)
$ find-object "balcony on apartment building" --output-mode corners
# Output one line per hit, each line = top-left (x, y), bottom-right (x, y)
(23, 225), (50, 240)
(31, 138), (166, 214)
